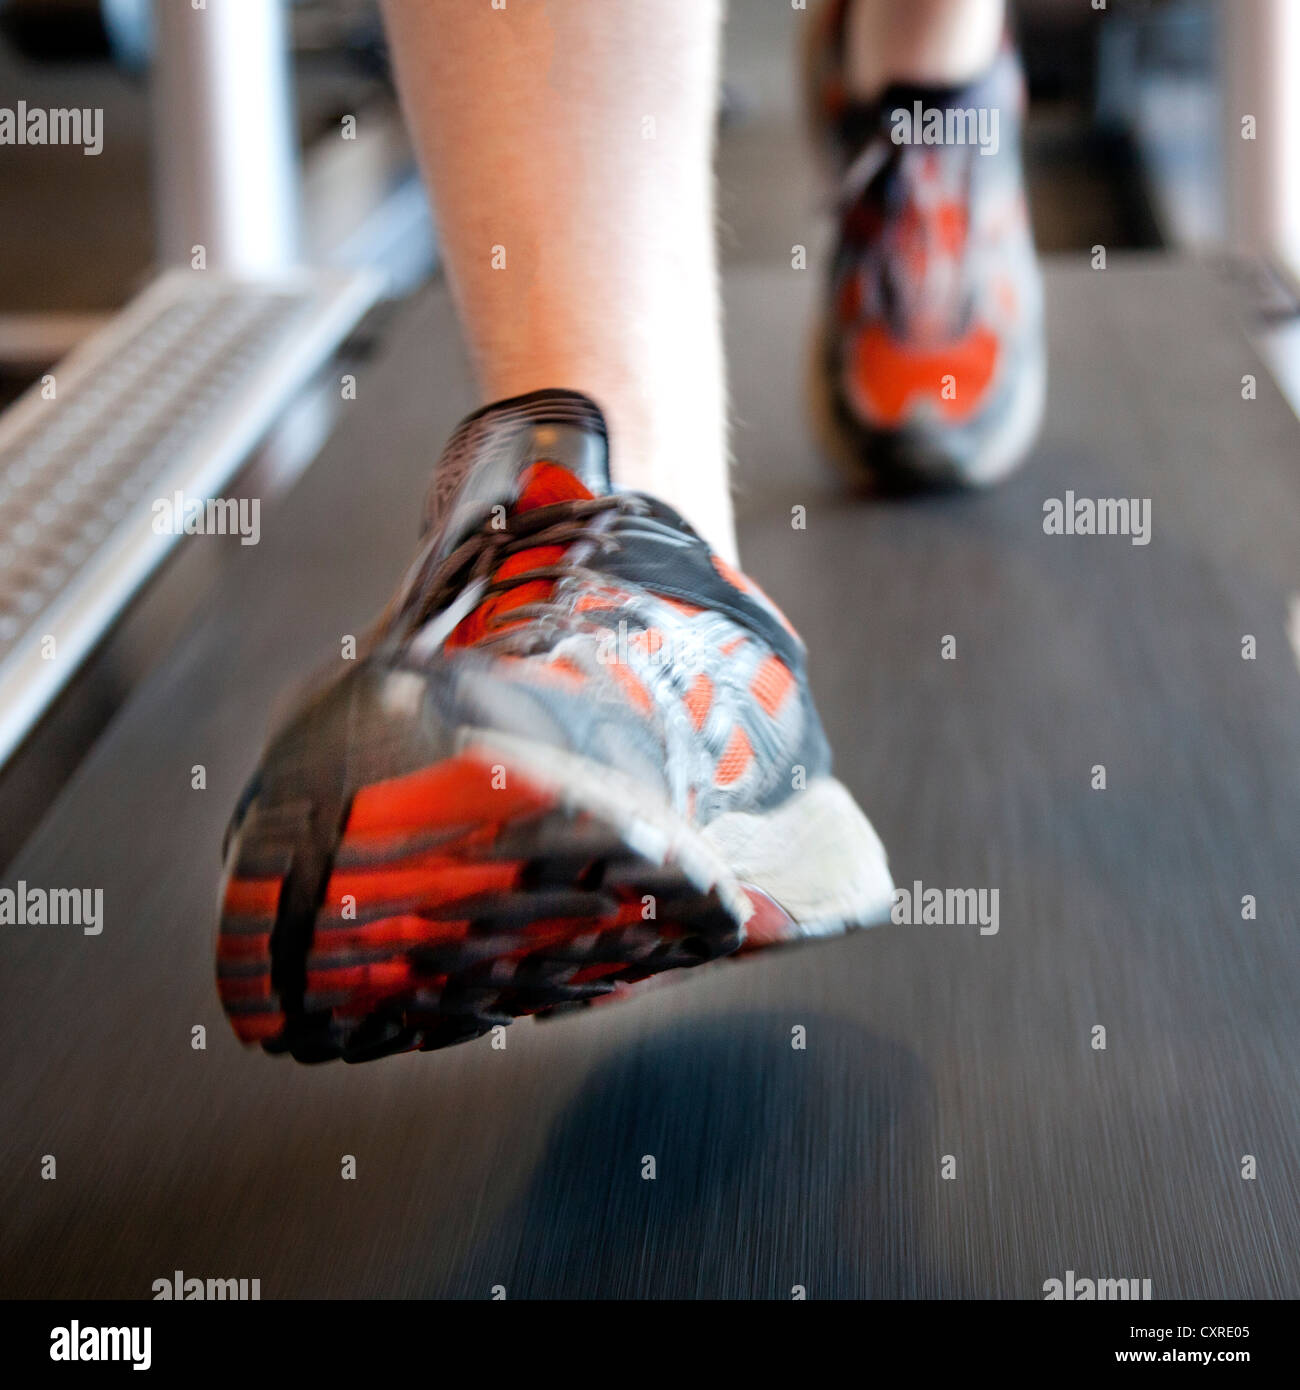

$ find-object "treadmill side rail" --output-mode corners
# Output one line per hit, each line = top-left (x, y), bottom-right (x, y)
(0, 266), (382, 769)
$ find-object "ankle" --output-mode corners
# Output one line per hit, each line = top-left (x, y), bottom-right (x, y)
(842, 0), (1004, 102)
(472, 372), (739, 568)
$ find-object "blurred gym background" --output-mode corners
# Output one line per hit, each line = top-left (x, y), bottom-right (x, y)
(0, 0), (1297, 866)
(4, 0), (1298, 320)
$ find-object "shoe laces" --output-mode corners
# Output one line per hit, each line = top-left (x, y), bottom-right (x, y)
(381, 492), (650, 658)
(839, 135), (976, 342)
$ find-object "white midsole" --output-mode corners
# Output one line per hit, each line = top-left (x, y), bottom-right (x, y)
(701, 776), (894, 936)
(456, 728), (894, 943)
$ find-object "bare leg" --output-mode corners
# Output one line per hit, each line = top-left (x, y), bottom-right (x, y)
(844, 0), (1005, 100)
(380, 0), (735, 563)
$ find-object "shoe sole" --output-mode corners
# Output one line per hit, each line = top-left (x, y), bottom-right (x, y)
(217, 729), (894, 1063)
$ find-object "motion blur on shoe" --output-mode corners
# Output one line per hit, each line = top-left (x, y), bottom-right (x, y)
(806, 0), (1046, 489)
(217, 390), (894, 1062)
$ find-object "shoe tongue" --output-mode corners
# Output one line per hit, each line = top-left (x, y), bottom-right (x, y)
(425, 389), (612, 559)
(513, 458), (595, 512)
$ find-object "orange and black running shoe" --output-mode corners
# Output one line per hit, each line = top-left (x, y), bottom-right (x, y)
(806, 1), (1046, 488)
(217, 390), (893, 1062)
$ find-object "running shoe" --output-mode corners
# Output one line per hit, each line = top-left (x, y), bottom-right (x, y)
(805, 0), (1045, 488)
(216, 390), (894, 1062)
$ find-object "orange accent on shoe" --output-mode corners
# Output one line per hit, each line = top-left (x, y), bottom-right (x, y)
(715, 726), (754, 787)
(445, 543), (567, 648)
(710, 555), (800, 640)
(570, 961), (630, 984)
(217, 932), (271, 960)
(683, 672), (713, 731)
(720, 635), (747, 658)
(751, 654), (794, 717)
(575, 588), (632, 615)
(628, 626), (665, 660)
(346, 756), (551, 839)
(546, 656), (587, 684)
(216, 973), (274, 1002)
(306, 958), (414, 996)
(711, 553), (754, 594)
(445, 461), (595, 649)
(607, 660), (652, 714)
(736, 885), (797, 949)
(312, 914), (470, 952)
(498, 653), (586, 688)
(934, 199), (968, 256)
(849, 319), (999, 426)
(222, 877), (282, 918)
(323, 860), (522, 919)
(995, 274), (1019, 322)
(228, 1011), (286, 1043)
(513, 459), (592, 511)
